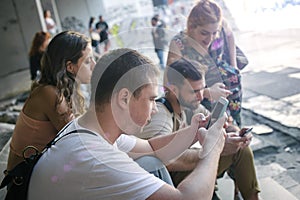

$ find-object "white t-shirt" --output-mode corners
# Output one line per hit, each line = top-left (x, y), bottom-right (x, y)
(28, 119), (165, 200)
(45, 17), (57, 35)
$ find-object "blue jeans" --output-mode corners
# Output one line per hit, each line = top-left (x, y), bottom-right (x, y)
(135, 156), (173, 186)
(155, 49), (164, 69)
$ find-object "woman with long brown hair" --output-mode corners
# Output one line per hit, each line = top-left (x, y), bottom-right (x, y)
(6, 31), (95, 171)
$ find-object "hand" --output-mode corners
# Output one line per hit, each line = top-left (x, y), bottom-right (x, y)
(190, 113), (207, 131)
(221, 132), (253, 156)
(197, 116), (227, 158)
(205, 83), (232, 102)
(206, 113), (229, 130)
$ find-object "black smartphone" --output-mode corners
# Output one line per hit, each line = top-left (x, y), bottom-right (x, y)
(230, 88), (239, 93)
(206, 97), (229, 128)
(239, 127), (253, 137)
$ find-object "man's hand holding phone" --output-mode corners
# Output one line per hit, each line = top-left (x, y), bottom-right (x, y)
(239, 127), (253, 137)
(221, 127), (253, 156)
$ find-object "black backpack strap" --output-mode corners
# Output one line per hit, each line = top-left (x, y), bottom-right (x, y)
(155, 97), (173, 114)
(45, 122), (97, 149)
(0, 123), (98, 195)
(51, 129), (97, 146)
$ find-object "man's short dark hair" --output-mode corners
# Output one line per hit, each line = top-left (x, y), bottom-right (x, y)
(151, 16), (158, 22)
(90, 48), (159, 108)
(167, 58), (206, 88)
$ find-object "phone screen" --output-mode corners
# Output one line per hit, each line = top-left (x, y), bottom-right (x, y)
(206, 97), (228, 128)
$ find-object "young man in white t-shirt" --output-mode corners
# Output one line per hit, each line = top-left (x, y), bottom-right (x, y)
(28, 48), (226, 200)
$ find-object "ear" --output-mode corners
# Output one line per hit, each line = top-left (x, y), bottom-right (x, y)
(168, 85), (179, 96)
(66, 61), (75, 74)
(117, 88), (130, 109)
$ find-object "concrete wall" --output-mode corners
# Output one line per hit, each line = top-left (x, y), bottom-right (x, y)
(0, 0), (41, 76)
(0, 0), (99, 100)
(0, 0), (42, 99)
(0, 0), (153, 100)
(57, 0), (104, 35)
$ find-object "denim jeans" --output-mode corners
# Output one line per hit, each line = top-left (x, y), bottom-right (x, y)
(155, 49), (164, 69)
(135, 155), (173, 186)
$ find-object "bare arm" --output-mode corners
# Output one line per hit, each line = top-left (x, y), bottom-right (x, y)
(130, 117), (199, 162)
(26, 85), (74, 131)
(166, 148), (199, 171)
(223, 20), (237, 69)
(130, 113), (206, 161)
(203, 82), (232, 102)
(147, 116), (226, 200)
(167, 39), (183, 66)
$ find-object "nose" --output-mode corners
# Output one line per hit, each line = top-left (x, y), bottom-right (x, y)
(151, 102), (158, 115)
(195, 91), (203, 101)
(91, 58), (96, 70)
(205, 34), (213, 44)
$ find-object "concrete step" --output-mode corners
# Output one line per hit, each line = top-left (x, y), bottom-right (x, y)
(217, 174), (299, 200)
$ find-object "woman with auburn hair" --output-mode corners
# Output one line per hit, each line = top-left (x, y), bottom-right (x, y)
(166, 1), (260, 199)
(167, 0), (243, 126)
(6, 31), (96, 171)
(29, 31), (51, 81)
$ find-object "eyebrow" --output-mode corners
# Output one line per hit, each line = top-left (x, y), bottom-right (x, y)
(192, 87), (206, 93)
(201, 30), (210, 34)
(201, 29), (218, 34)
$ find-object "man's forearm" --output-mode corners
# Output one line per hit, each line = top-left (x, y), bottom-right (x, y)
(176, 147), (222, 199)
(148, 125), (197, 163)
(167, 148), (199, 171)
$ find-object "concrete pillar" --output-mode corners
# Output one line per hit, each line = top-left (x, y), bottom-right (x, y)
(0, 0), (42, 99)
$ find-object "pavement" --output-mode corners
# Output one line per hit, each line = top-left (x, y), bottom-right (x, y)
(0, 2), (300, 200)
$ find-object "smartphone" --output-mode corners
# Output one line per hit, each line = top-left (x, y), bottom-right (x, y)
(230, 88), (239, 94)
(206, 97), (229, 128)
(239, 127), (253, 137)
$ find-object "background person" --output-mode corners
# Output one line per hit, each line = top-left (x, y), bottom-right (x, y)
(29, 31), (51, 81)
(151, 16), (167, 69)
(44, 9), (57, 36)
(88, 16), (101, 55)
(95, 15), (110, 52)
(6, 31), (95, 171)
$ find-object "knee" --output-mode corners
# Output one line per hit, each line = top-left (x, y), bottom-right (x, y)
(135, 156), (174, 186)
(236, 146), (255, 165)
(135, 155), (165, 172)
(240, 146), (254, 158)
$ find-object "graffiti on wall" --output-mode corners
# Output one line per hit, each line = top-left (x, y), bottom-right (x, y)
(61, 16), (86, 33)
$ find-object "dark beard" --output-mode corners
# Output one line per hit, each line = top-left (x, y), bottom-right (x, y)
(178, 93), (199, 110)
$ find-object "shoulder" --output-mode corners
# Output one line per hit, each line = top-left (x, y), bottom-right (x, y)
(36, 85), (58, 100)
(29, 85), (57, 101)
(28, 85), (64, 113)
(171, 31), (187, 50)
(139, 102), (173, 139)
(151, 102), (173, 123)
